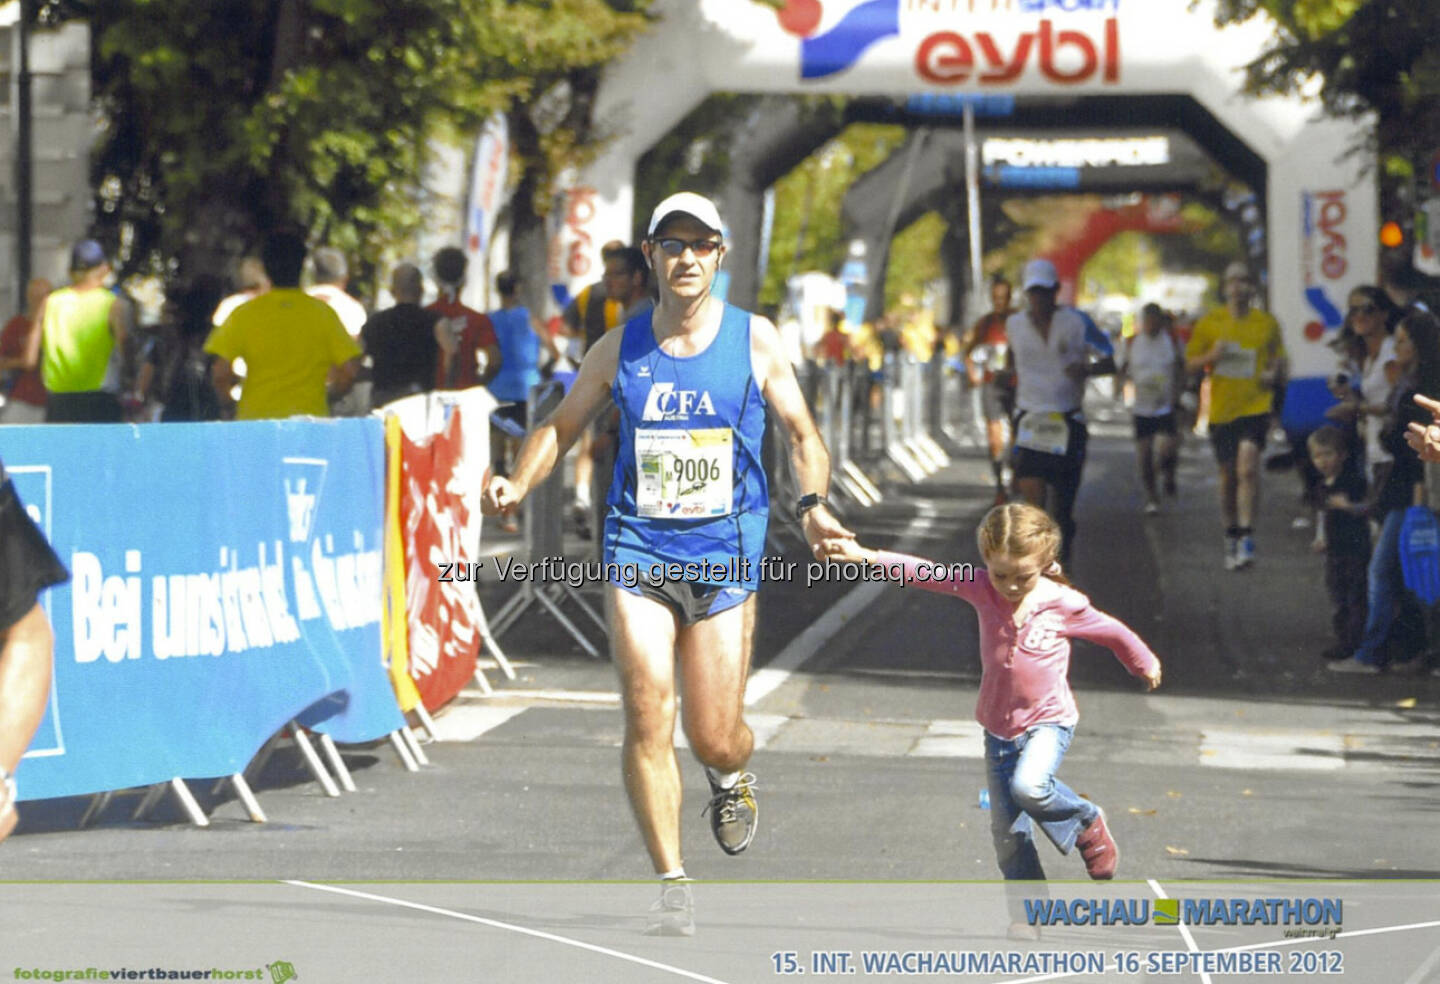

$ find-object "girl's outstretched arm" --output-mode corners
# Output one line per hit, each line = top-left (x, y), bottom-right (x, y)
(1066, 602), (1162, 689)
(874, 550), (989, 604)
(819, 541), (990, 604)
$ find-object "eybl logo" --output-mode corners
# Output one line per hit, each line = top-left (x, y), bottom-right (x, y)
(774, 0), (902, 80)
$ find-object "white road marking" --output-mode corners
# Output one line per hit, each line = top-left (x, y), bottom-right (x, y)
(911, 719), (986, 758)
(285, 880), (736, 984)
(745, 505), (941, 708)
(464, 688), (622, 706)
(1199, 729), (1346, 771)
(1149, 878), (1213, 984)
(429, 704), (528, 742)
(1214, 918), (1440, 952)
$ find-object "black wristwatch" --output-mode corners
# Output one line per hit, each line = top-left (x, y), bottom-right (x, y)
(796, 493), (830, 521)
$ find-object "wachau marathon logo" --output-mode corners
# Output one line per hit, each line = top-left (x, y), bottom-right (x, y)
(771, 0), (1122, 84)
(1024, 895), (1343, 938)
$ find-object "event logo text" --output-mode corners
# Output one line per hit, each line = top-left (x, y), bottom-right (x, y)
(69, 538), (381, 663)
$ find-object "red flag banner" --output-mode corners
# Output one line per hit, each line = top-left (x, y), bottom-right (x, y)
(399, 407), (482, 710)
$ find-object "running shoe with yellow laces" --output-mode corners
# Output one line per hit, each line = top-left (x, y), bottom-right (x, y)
(702, 769), (758, 855)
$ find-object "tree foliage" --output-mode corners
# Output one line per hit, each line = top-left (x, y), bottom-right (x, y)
(884, 210), (946, 313)
(759, 123), (907, 308)
(38, 0), (652, 287)
(1209, 0), (1440, 164)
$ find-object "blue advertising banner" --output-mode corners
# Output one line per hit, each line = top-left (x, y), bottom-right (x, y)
(3, 418), (402, 801)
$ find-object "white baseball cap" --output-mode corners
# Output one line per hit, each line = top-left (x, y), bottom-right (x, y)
(1021, 258), (1059, 291)
(648, 192), (724, 238)
(1223, 261), (1254, 282)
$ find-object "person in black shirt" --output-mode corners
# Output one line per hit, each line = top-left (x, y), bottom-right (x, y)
(363, 264), (442, 408)
(1307, 426), (1369, 661)
(158, 277), (225, 422)
(0, 459), (69, 842)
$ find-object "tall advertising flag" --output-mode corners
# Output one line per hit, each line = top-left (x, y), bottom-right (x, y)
(466, 113), (509, 275)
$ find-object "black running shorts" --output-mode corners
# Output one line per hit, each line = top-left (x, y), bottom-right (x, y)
(0, 471), (70, 632)
(1208, 413), (1268, 466)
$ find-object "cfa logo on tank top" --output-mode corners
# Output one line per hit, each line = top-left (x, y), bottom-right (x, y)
(641, 382), (716, 421)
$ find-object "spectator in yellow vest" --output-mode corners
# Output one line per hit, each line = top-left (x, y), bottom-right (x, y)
(39, 240), (134, 423)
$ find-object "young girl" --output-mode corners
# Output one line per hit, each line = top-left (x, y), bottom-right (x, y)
(824, 503), (1161, 896)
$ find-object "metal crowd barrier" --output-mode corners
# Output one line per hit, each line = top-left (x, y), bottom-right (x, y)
(793, 347), (972, 506)
(489, 379), (606, 659)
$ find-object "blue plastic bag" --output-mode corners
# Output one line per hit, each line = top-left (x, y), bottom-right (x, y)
(1399, 506), (1440, 605)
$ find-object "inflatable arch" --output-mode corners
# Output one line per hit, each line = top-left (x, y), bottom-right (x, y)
(562, 0), (1376, 431)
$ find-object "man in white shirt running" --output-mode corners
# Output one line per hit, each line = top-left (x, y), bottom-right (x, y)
(1006, 258), (1116, 564)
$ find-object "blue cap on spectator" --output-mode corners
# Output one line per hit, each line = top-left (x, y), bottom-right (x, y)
(70, 239), (108, 272)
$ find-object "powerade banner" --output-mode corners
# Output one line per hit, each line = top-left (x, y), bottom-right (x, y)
(6, 418), (400, 801)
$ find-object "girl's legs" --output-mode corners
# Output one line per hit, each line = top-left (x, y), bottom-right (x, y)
(1009, 724), (1099, 854)
(986, 734), (1045, 881)
(985, 733), (1047, 925)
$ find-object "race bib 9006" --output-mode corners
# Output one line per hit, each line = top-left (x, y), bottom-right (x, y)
(636, 428), (733, 518)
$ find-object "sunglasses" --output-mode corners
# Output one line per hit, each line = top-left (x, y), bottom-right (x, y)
(652, 237), (722, 258)
(1348, 303), (1380, 316)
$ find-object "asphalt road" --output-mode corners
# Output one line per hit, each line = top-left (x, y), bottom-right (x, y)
(6, 397), (1440, 981)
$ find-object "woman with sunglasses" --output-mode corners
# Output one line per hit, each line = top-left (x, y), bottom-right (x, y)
(1326, 287), (1402, 501)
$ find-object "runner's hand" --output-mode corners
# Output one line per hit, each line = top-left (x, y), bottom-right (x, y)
(802, 506), (853, 559)
(481, 472), (520, 517)
(1405, 394), (1440, 463)
(1141, 664), (1162, 691)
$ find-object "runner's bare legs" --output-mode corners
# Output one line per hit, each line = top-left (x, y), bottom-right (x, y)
(0, 604), (55, 843)
(610, 586), (756, 874)
(610, 586), (684, 873)
(678, 595), (755, 775)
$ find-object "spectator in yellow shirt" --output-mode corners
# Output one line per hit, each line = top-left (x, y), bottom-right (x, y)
(205, 231), (362, 420)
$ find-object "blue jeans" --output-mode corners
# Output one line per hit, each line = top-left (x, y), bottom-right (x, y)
(1354, 508), (1405, 666)
(985, 725), (1099, 883)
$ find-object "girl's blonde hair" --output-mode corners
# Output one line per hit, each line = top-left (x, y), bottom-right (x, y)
(976, 502), (1068, 583)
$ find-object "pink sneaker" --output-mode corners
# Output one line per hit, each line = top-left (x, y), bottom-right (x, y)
(1076, 810), (1119, 880)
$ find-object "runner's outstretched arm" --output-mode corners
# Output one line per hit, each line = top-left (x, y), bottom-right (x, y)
(482, 327), (621, 516)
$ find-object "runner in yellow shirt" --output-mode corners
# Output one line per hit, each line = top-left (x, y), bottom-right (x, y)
(1184, 261), (1288, 570)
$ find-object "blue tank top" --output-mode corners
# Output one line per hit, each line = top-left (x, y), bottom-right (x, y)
(487, 306), (540, 402)
(604, 303), (769, 590)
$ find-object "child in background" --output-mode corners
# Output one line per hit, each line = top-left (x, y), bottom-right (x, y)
(822, 503), (1161, 937)
(1307, 426), (1370, 661)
